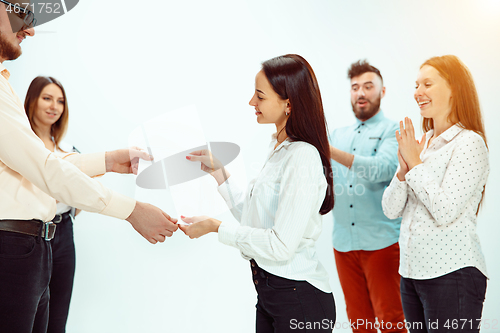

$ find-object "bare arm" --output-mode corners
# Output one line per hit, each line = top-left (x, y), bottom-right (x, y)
(330, 145), (355, 168)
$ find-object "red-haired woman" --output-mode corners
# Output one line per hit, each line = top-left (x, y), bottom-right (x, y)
(25, 76), (80, 333)
(382, 55), (489, 333)
(180, 54), (336, 332)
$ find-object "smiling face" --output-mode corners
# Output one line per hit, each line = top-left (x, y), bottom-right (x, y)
(350, 72), (385, 121)
(0, 2), (35, 62)
(248, 70), (290, 129)
(414, 65), (452, 121)
(33, 83), (65, 130)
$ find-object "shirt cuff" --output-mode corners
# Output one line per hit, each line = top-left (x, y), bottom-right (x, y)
(100, 191), (136, 220)
(390, 172), (407, 189)
(63, 152), (106, 177)
(405, 163), (429, 194)
(83, 152), (106, 177)
(217, 179), (235, 204)
(218, 222), (238, 248)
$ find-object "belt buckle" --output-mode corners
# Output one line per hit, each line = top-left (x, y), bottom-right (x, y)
(43, 221), (56, 241)
(52, 214), (62, 223)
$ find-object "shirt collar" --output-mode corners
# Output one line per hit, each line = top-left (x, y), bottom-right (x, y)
(0, 63), (10, 80)
(271, 132), (292, 152)
(440, 123), (464, 142)
(425, 123), (464, 143)
(355, 109), (384, 128)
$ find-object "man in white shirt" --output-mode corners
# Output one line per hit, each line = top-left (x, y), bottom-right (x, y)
(0, 2), (178, 332)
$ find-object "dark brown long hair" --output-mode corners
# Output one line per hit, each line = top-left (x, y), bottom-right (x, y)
(24, 76), (69, 152)
(262, 54), (334, 215)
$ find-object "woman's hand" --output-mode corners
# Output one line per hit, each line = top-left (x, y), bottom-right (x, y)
(396, 117), (426, 170)
(178, 215), (221, 239)
(186, 149), (230, 186)
(396, 149), (409, 181)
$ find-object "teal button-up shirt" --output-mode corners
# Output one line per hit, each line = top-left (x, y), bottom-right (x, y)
(329, 111), (402, 252)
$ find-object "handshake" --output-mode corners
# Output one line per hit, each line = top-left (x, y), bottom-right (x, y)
(112, 147), (227, 244)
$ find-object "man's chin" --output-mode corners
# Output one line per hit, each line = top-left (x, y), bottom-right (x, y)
(0, 34), (23, 61)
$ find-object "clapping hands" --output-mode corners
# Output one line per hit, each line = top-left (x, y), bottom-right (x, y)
(396, 117), (426, 181)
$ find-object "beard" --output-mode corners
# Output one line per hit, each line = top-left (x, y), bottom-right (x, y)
(351, 93), (382, 121)
(0, 31), (22, 61)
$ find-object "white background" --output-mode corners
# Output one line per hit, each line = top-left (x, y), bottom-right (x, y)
(7, 0), (500, 332)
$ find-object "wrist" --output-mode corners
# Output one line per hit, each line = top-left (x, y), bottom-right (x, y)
(211, 168), (230, 186)
(105, 151), (112, 172)
(407, 159), (422, 170)
(396, 171), (406, 181)
(210, 218), (221, 233)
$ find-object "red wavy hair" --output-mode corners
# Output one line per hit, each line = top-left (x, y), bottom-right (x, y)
(421, 55), (487, 212)
(421, 55), (487, 147)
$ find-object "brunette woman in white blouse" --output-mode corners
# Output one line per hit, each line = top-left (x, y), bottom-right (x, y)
(382, 55), (488, 333)
(25, 76), (81, 333)
(179, 54), (336, 332)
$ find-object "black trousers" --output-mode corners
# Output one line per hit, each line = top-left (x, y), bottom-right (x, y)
(0, 229), (52, 333)
(400, 267), (487, 333)
(251, 260), (336, 333)
(47, 213), (76, 333)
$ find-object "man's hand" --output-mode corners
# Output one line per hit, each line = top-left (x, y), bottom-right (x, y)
(105, 148), (153, 174)
(126, 202), (178, 244)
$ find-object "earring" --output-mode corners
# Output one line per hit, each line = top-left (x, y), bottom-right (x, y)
(285, 111), (290, 116)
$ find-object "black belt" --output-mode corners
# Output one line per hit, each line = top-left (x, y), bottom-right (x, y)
(0, 219), (56, 241)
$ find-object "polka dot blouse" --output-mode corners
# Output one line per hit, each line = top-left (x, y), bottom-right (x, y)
(382, 124), (489, 279)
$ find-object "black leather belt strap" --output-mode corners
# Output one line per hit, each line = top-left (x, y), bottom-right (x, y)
(0, 220), (56, 241)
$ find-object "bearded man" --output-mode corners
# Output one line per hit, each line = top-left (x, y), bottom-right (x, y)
(329, 60), (406, 333)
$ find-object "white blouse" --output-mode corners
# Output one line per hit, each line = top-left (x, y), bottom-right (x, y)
(217, 136), (331, 292)
(382, 124), (489, 279)
(54, 141), (78, 215)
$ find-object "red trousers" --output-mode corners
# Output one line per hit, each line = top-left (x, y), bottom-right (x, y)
(334, 243), (406, 333)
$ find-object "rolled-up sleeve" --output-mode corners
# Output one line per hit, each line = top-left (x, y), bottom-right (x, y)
(61, 152), (106, 177)
(351, 122), (399, 183)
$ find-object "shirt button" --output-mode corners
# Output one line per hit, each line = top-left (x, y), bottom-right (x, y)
(358, 131), (361, 133)
(350, 205), (353, 208)
(361, 123), (365, 126)
(349, 185), (352, 188)
(352, 223), (355, 226)
(254, 280), (259, 285)
(374, 149), (377, 152)
(253, 270), (257, 275)
(251, 262), (255, 267)
(353, 148), (356, 151)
